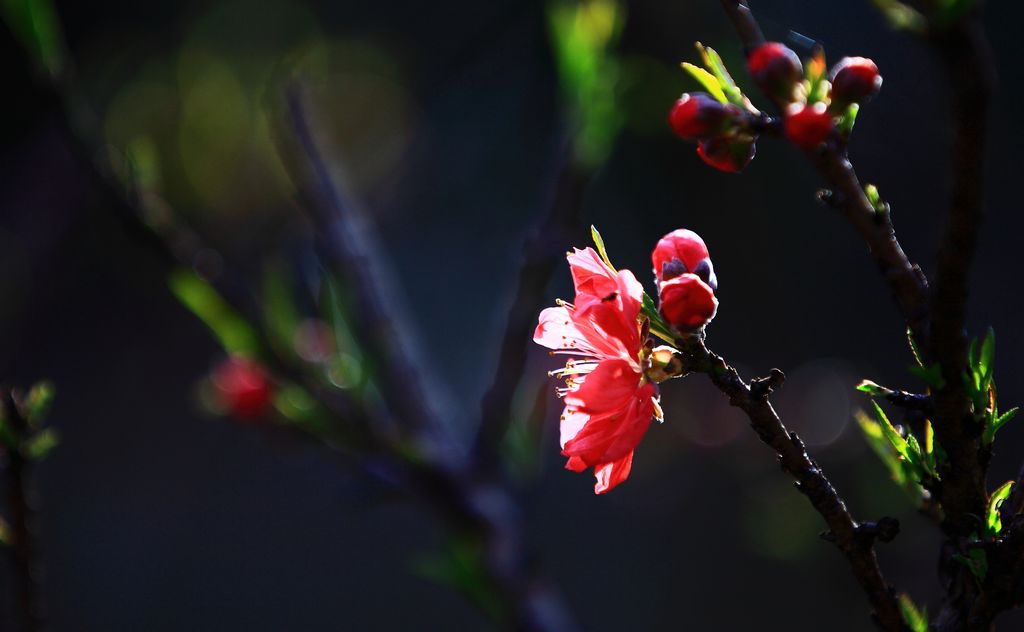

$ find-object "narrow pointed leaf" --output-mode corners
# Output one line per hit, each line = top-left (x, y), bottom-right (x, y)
(680, 62), (728, 104)
(169, 269), (260, 357)
(872, 401), (910, 462)
(993, 407), (1019, 434)
(907, 326), (924, 367)
(856, 379), (886, 396)
(986, 480), (1014, 536)
(980, 327), (995, 383)
(898, 594), (928, 632)
(590, 225), (616, 271)
(696, 42), (744, 106)
(856, 411), (907, 486)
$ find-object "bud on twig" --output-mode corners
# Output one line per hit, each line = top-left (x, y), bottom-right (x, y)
(747, 42), (803, 105)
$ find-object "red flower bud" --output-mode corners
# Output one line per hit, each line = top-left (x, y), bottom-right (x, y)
(696, 136), (756, 173)
(651, 229), (716, 290)
(659, 274), (718, 331)
(668, 93), (741, 141)
(212, 357), (272, 420)
(829, 57), (882, 106)
(784, 103), (834, 150)
(747, 42), (803, 104)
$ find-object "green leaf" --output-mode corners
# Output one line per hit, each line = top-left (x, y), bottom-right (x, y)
(979, 327), (995, 385)
(838, 103), (860, 136)
(168, 268), (260, 357)
(856, 410), (908, 487)
(907, 326), (924, 367)
(24, 380), (54, 427)
(590, 225), (616, 271)
(992, 407), (1019, 435)
(680, 62), (728, 104)
(986, 480), (1014, 537)
(898, 594), (929, 632)
(804, 49), (828, 104)
(24, 427), (59, 460)
(641, 293), (675, 344)
(864, 183), (880, 208)
(856, 379), (886, 396)
(695, 42), (744, 106)
(872, 401), (910, 462)
(905, 433), (924, 472)
(923, 420), (936, 473)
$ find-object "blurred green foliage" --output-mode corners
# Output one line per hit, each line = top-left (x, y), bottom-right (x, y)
(0, 0), (64, 75)
(898, 594), (929, 632)
(412, 536), (504, 621)
(168, 268), (260, 357)
(547, 0), (625, 168)
(0, 381), (60, 463)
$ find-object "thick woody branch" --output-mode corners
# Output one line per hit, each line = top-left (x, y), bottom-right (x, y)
(675, 335), (908, 632)
(925, 18), (994, 537)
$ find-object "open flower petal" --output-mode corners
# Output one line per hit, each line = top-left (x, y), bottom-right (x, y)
(593, 451), (634, 494)
(568, 247), (619, 298)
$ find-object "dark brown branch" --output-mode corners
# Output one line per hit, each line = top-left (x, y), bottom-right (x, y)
(870, 385), (934, 414)
(675, 335), (908, 632)
(1, 390), (40, 632)
(472, 139), (587, 472)
(924, 18), (994, 538)
(717, 0), (764, 50)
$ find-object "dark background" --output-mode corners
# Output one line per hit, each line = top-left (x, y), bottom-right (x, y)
(2, 0), (1024, 629)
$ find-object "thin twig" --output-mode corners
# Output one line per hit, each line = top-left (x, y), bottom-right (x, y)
(282, 84), (451, 447)
(472, 138), (587, 473)
(1, 390), (40, 632)
(675, 335), (908, 632)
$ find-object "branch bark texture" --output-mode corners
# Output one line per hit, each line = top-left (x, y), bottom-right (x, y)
(676, 336), (908, 632)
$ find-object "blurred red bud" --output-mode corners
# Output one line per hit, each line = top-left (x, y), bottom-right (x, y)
(747, 42), (803, 104)
(212, 357), (272, 420)
(784, 103), (834, 150)
(668, 93), (742, 141)
(696, 136), (756, 173)
(659, 274), (718, 331)
(830, 57), (882, 106)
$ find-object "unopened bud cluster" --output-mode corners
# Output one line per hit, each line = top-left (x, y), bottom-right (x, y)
(651, 229), (718, 332)
(747, 43), (881, 150)
(669, 41), (882, 170)
(668, 94), (756, 173)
